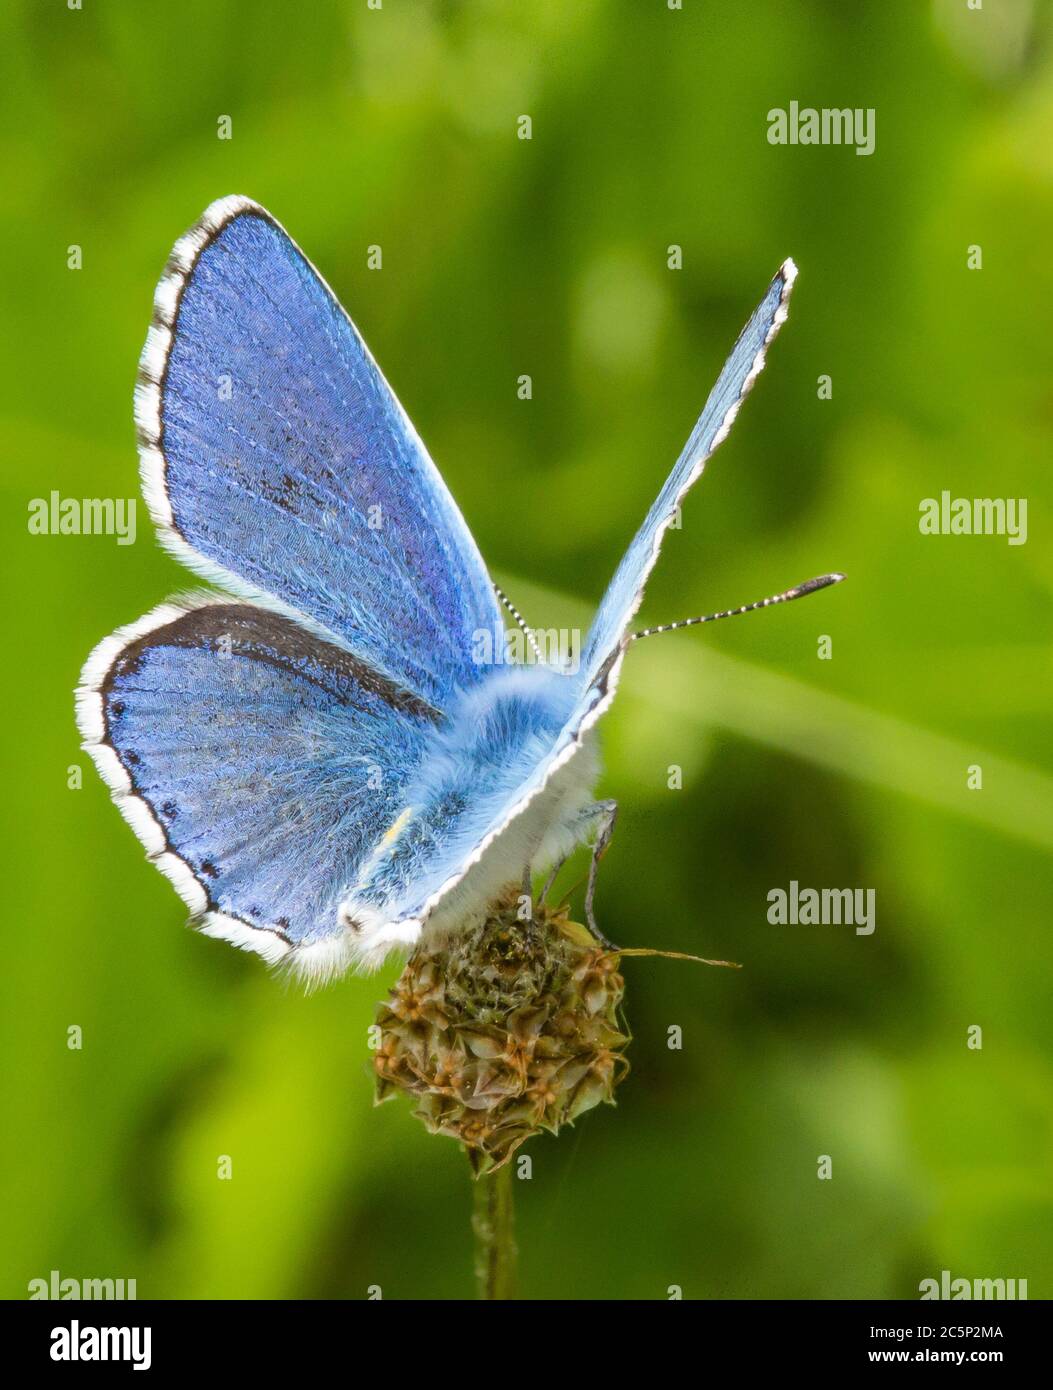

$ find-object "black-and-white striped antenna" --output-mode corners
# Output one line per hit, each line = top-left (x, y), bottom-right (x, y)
(494, 584), (543, 662)
(630, 572), (845, 643)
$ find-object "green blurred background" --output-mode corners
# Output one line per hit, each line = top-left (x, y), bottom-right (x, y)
(2, 0), (1052, 1300)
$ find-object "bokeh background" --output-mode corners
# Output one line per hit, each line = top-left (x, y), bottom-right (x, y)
(2, 0), (1052, 1300)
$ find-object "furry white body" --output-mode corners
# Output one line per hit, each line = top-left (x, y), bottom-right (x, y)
(337, 665), (605, 973)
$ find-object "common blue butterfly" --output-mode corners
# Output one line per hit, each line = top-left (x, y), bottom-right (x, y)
(76, 196), (836, 982)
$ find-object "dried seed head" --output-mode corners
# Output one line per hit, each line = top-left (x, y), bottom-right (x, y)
(374, 893), (630, 1175)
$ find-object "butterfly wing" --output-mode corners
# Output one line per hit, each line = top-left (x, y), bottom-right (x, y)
(578, 260), (797, 701)
(76, 599), (440, 981)
(136, 195), (503, 710)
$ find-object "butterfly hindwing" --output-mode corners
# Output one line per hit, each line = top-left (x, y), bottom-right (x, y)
(76, 598), (438, 979)
(136, 195), (504, 711)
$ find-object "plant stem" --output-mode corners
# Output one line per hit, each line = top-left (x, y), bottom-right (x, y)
(471, 1163), (517, 1299)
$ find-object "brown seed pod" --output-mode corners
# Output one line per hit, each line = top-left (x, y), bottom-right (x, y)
(373, 893), (630, 1175)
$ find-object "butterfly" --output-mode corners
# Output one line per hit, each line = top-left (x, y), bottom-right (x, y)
(77, 196), (836, 982)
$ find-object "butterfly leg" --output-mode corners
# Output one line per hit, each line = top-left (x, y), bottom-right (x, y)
(582, 799), (619, 948)
(540, 854), (566, 903)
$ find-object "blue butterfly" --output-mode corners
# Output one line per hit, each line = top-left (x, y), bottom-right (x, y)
(76, 196), (825, 982)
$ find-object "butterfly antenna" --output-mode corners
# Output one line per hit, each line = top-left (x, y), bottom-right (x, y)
(630, 572), (845, 643)
(494, 584), (544, 662)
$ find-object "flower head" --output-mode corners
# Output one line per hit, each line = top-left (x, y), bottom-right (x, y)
(374, 893), (630, 1175)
